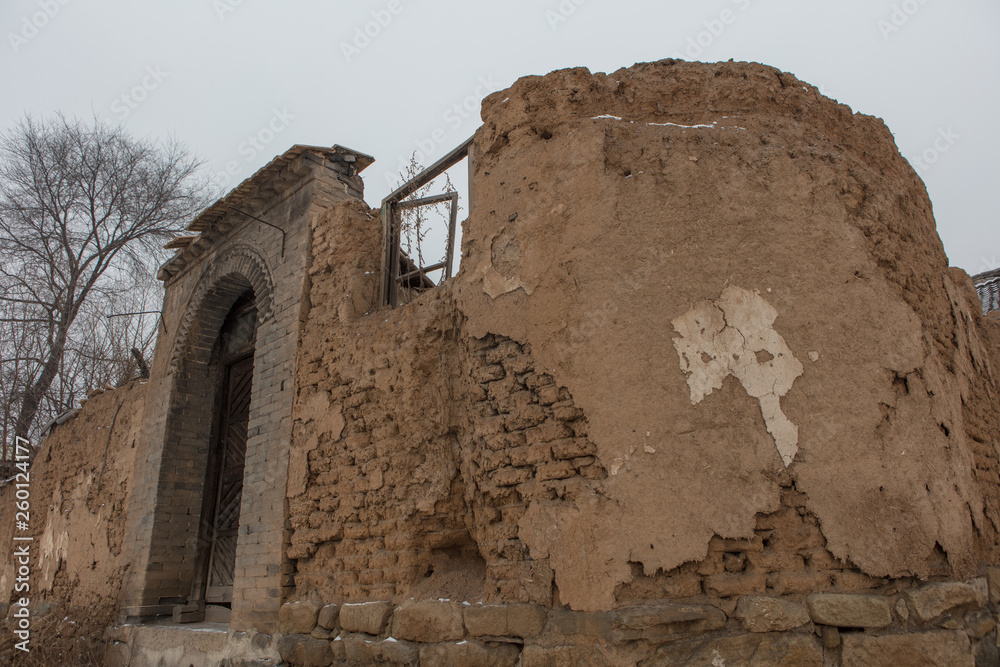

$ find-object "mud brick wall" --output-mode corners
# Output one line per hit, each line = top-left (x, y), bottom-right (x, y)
(460, 333), (605, 606)
(287, 201), (612, 608)
(289, 202), (474, 604)
(0, 382), (146, 663)
(618, 479), (912, 608)
(286, 200), (997, 620)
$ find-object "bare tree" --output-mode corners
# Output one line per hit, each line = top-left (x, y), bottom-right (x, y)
(0, 114), (205, 442)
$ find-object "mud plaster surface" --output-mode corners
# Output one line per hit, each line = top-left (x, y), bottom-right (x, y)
(672, 286), (804, 466)
(455, 60), (1000, 610)
(0, 382), (144, 619)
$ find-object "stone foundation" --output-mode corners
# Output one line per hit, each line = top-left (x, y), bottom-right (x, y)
(251, 576), (996, 665)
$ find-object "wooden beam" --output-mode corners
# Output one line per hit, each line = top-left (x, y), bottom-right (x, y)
(398, 261), (446, 282)
(397, 192), (455, 210)
(445, 192), (459, 280)
(382, 135), (473, 204)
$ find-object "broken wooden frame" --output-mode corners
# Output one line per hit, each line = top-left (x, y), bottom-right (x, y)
(381, 136), (474, 308)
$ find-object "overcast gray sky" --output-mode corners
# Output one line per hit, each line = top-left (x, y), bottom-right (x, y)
(2, 0), (997, 274)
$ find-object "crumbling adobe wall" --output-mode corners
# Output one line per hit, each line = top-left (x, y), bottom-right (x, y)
(288, 63), (1000, 622)
(289, 202), (611, 608)
(0, 381), (144, 660)
(288, 201), (475, 603)
(454, 59), (1000, 611)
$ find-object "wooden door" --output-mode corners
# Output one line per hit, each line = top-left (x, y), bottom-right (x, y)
(205, 354), (253, 603)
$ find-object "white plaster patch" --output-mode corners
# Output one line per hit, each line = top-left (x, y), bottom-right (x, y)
(672, 286), (804, 466)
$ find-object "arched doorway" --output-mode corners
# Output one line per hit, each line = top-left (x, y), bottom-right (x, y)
(191, 290), (257, 611)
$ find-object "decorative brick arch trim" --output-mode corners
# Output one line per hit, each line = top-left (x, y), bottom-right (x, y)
(170, 243), (275, 372)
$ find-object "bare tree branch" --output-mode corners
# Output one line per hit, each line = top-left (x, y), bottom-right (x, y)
(0, 114), (206, 443)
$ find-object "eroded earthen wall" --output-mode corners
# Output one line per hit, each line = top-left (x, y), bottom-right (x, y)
(5, 59), (1000, 667)
(455, 60), (1000, 610)
(279, 60), (1000, 666)
(0, 381), (145, 662)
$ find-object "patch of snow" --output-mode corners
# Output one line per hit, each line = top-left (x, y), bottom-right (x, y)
(649, 121), (718, 129)
(648, 120), (746, 131)
(591, 114), (623, 120)
(183, 627), (228, 633)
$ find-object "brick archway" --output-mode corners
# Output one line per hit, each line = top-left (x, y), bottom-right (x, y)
(133, 244), (277, 621)
(170, 242), (275, 372)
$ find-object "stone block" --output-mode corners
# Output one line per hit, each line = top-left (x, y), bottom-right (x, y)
(464, 604), (547, 638)
(841, 631), (974, 667)
(392, 599), (464, 642)
(420, 640), (520, 667)
(906, 580), (988, 622)
(340, 601), (393, 635)
(986, 567), (1000, 605)
(522, 645), (604, 666)
(369, 637), (420, 665)
(278, 601), (321, 634)
(965, 612), (996, 639)
(894, 597), (909, 622)
(548, 609), (615, 641)
(342, 633), (374, 665)
(806, 593), (891, 628)
(317, 603), (340, 630)
(611, 603), (727, 641)
(330, 636), (346, 662)
(646, 632), (823, 666)
(734, 595), (810, 632)
(276, 634), (333, 667)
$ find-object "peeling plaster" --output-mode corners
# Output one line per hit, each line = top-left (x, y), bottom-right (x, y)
(672, 286), (804, 466)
